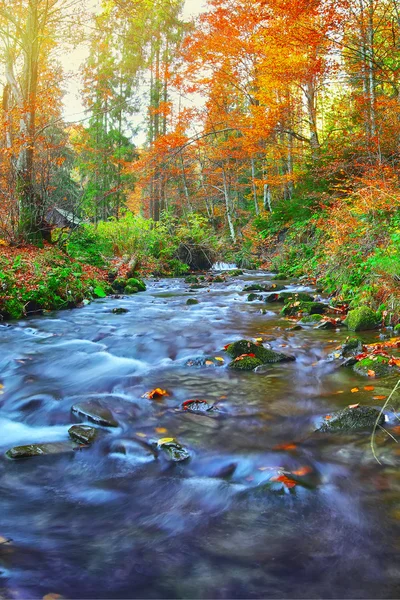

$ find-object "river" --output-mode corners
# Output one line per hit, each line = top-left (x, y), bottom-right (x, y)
(0, 271), (400, 599)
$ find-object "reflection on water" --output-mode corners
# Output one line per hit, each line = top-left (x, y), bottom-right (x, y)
(0, 273), (400, 599)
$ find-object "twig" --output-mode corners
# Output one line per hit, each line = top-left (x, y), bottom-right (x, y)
(371, 378), (400, 464)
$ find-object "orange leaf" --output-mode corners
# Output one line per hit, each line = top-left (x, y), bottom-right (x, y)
(391, 426), (400, 435)
(325, 415), (332, 420)
(373, 395), (388, 401)
(155, 427), (167, 434)
(292, 466), (312, 476)
(351, 388), (359, 393)
(274, 443), (297, 451)
(367, 370), (376, 378)
(142, 388), (170, 399)
(271, 475), (297, 488)
(364, 386), (375, 391)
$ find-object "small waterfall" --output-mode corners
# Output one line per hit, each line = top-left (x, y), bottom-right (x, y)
(211, 262), (238, 271)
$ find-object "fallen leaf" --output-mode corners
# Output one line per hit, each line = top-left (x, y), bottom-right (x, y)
(368, 370), (376, 378)
(142, 388), (170, 399)
(274, 443), (297, 451)
(348, 403), (360, 409)
(364, 386), (375, 391)
(136, 432), (147, 438)
(155, 427), (167, 434)
(335, 391), (344, 394)
(271, 475), (296, 488)
(157, 437), (175, 445)
(205, 360), (214, 366)
(373, 395), (388, 401)
(351, 388), (359, 393)
(325, 415), (332, 420)
(214, 357), (224, 362)
(292, 466), (313, 476)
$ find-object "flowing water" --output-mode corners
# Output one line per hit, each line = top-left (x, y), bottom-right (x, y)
(1, 272), (400, 599)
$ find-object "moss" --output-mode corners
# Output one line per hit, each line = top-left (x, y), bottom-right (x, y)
(125, 277), (146, 291)
(186, 298), (199, 305)
(344, 306), (379, 331)
(228, 269), (244, 277)
(342, 337), (363, 356)
(353, 355), (392, 377)
(394, 324), (400, 333)
(272, 273), (288, 280)
(318, 406), (384, 432)
(228, 356), (263, 371)
(247, 293), (263, 301)
(125, 285), (139, 294)
(112, 277), (127, 291)
(281, 292), (314, 303)
(281, 301), (326, 317)
(2, 298), (25, 320)
(185, 275), (199, 284)
(243, 284), (270, 292)
(300, 314), (323, 324)
(225, 339), (295, 363)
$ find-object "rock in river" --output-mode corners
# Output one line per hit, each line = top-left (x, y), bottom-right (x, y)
(6, 442), (78, 460)
(317, 405), (384, 432)
(225, 339), (295, 364)
(71, 401), (119, 427)
(157, 438), (190, 462)
(68, 424), (98, 445)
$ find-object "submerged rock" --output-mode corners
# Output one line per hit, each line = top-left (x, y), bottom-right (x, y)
(157, 438), (190, 462)
(68, 425), (98, 445)
(71, 401), (119, 427)
(344, 306), (379, 331)
(247, 293), (263, 302)
(186, 356), (225, 367)
(6, 442), (78, 460)
(317, 406), (384, 432)
(182, 399), (216, 413)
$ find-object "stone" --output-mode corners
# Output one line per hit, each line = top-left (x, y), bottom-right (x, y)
(185, 356), (225, 367)
(281, 301), (327, 317)
(317, 406), (384, 432)
(243, 284), (270, 292)
(185, 275), (199, 284)
(344, 306), (379, 331)
(68, 425), (98, 445)
(300, 314), (323, 325)
(314, 320), (336, 330)
(125, 278), (146, 292)
(247, 293), (263, 302)
(228, 356), (263, 371)
(71, 401), (119, 427)
(112, 307), (129, 314)
(353, 356), (393, 378)
(281, 292), (314, 303)
(186, 298), (199, 305)
(6, 442), (77, 460)
(157, 438), (190, 462)
(182, 399), (216, 413)
(225, 340), (295, 363)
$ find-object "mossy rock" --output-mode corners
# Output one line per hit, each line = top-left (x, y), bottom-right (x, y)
(186, 298), (199, 306)
(243, 284), (270, 292)
(228, 269), (244, 277)
(185, 275), (199, 284)
(300, 314), (323, 325)
(247, 293), (263, 302)
(342, 338), (363, 357)
(344, 306), (379, 331)
(190, 284), (206, 290)
(125, 285), (139, 294)
(213, 276), (225, 283)
(68, 425), (98, 445)
(281, 302), (326, 317)
(394, 324), (400, 333)
(112, 307), (129, 314)
(228, 356), (263, 371)
(126, 278), (146, 292)
(112, 277), (127, 292)
(225, 340), (295, 363)
(318, 406), (384, 432)
(272, 273), (288, 280)
(281, 292), (314, 303)
(353, 356), (392, 378)
(6, 442), (78, 459)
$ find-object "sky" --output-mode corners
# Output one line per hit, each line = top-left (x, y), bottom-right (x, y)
(62, 0), (207, 125)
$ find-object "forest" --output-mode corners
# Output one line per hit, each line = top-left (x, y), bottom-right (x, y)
(2, 1), (400, 599)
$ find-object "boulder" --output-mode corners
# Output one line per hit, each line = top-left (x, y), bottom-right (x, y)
(6, 442), (77, 459)
(125, 278), (146, 292)
(247, 293), (263, 302)
(281, 301), (327, 317)
(353, 356), (392, 378)
(317, 406), (384, 432)
(112, 307), (129, 314)
(228, 356), (263, 371)
(71, 401), (119, 427)
(68, 425), (98, 445)
(344, 306), (379, 331)
(225, 340), (295, 363)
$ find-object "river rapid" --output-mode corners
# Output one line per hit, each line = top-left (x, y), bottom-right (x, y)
(1, 271), (400, 599)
